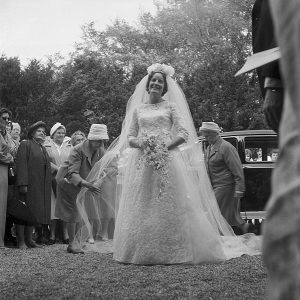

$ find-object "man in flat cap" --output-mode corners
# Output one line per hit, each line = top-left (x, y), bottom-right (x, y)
(200, 122), (249, 234)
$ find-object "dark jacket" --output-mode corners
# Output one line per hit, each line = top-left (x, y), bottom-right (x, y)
(252, 0), (281, 96)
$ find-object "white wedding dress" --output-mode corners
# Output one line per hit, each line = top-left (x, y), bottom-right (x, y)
(76, 69), (260, 264)
(113, 101), (260, 264)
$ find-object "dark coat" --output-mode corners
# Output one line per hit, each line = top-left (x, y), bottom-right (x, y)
(16, 139), (52, 224)
(252, 0), (281, 96)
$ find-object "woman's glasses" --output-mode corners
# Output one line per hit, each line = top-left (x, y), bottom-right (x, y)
(2, 117), (10, 121)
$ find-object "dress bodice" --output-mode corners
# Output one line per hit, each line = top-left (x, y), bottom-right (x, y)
(128, 101), (189, 142)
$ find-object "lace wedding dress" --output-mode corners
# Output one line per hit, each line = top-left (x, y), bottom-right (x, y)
(114, 101), (234, 264)
(76, 65), (260, 264)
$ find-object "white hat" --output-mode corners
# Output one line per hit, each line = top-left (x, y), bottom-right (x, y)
(12, 122), (21, 131)
(87, 124), (109, 140)
(50, 122), (66, 137)
(199, 122), (221, 133)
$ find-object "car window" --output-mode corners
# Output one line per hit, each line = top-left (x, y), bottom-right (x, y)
(244, 136), (278, 162)
(222, 137), (238, 149)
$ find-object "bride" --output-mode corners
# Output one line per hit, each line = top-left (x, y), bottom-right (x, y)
(75, 63), (260, 264)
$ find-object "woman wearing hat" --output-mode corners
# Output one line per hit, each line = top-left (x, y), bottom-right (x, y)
(15, 121), (52, 248)
(200, 122), (249, 234)
(62, 124), (111, 254)
(44, 122), (72, 245)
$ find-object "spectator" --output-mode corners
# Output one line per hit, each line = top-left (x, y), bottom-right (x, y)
(200, 122), (250, 234)
(15, 121), (51, 249)
(4, 121), (21, 247)
(245, 149), (253, 162)
(70, 130), (86, 146)
(0, 108), (15, 248)
(44, 122), (72, 245)
(268, 148), (279, 162)
(11, 122), (21, 144)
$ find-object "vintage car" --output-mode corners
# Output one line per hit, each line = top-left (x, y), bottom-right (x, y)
(200, 130), (278, 232)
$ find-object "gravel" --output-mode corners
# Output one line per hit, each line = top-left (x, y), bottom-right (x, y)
(0, 241), (267, 300)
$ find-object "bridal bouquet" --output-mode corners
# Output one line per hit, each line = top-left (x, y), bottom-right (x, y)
(137, 135), (170, 170)
(137, 135), (171, 190)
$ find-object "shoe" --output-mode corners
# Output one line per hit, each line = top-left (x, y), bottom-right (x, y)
(67, 245), (84, 254)
(25, 240), (42, 248)
(17, 243), (28, 250)
(87, 238), (95, 244)
(63, 239), (69, 245)
(46, 239), (55, 245)
(4, 237), (17, 248)
(36, 237), (48, 245)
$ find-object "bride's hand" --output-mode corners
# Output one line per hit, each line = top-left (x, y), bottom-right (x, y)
(139, 140), (148, 150)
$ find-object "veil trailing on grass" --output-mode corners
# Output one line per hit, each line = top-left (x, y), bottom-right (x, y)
(74, 64), (260, 257)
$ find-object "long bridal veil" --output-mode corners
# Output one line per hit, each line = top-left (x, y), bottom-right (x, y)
(74, 64), (260, 258)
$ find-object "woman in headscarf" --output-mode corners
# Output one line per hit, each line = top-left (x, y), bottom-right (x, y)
(44, 122), (72, 244)
(15, 121), (51, 249)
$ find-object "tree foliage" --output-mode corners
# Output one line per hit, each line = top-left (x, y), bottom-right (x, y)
(0, 0), (269, 140)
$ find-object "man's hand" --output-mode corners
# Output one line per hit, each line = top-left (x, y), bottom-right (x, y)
(263, 88), (284, 133)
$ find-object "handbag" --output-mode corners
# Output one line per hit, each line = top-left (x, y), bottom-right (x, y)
(7, 194), (37, 225)
(8, 163), (16, 185)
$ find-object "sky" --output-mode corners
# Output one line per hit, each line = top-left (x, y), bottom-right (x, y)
(0, 0), (157, 65)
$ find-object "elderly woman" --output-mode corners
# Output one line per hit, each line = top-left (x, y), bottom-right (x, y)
(44, 122), (72, 244)
(70, 130), (86, 146)
(0, 108), (15, 248)
(16, 121), (51, 248)
(11, 122), (21, 144)
(56, 124), (109, 254)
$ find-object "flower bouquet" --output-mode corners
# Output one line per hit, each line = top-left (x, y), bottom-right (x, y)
(137, 135), (170, 193)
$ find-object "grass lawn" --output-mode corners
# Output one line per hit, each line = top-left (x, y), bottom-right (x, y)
(0, 241), (267, 299)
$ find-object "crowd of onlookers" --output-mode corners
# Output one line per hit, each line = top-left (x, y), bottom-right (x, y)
(245, 147), (278, 162)
(0, 106), (111, 253)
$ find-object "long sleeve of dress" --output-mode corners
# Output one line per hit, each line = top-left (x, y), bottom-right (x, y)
(169, 103), (189, 142)
(128, 108), (139, 139)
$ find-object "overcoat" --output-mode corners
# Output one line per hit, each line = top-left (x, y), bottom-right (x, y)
(44, 139), (72, 219)
(16, 139), (52, 224)
(204, 136), (245, 226)
(55, 140), (105, 222)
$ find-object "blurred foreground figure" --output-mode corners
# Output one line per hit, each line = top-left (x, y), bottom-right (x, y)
(252, 0), (284, 133)
(262, 1), (300, 299)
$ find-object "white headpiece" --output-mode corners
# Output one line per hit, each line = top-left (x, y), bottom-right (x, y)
(147, 63), (175, 76)
(50, 122), (66, 137)
(12, 122), (21, 131)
